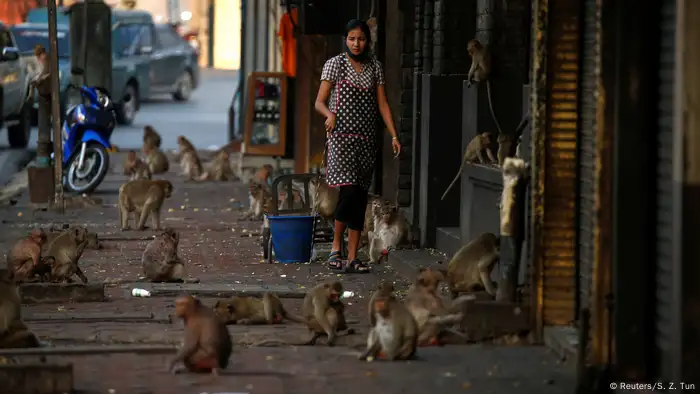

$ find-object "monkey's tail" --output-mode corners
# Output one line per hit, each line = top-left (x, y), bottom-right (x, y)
(441, 158), (468, 200)
(196, 171), (210, 181)
(280, 308), (307, 324)
(486, 81), (504, 136)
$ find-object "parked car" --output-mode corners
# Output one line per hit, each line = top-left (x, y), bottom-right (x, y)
(149, 23), (199, 101)
(0, 22), (32, 148)
(24, 8), (154, 125)
(10, 23), (71, 126)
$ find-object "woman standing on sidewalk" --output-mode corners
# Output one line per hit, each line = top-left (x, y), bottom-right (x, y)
(314, 19), (401, 274)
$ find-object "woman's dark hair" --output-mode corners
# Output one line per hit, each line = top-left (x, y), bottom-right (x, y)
(344, 19), (372, 61)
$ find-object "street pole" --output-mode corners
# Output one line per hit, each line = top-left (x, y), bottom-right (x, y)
(47, 0), (64, 213)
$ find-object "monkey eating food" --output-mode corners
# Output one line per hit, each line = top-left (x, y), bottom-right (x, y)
(301, 281), (353, 346)
(359, 282), (418, 361)
(167, 295), (232, 375)
(142, 228), (185, 282)
(197, 150), (234, 181)
(213, 292), (305, 325)
(445, 232), (500, 299)
(44, 227), (90, 284)
(441, 132), (497, 200)
(0, 268), (41, 348)
(119, 179), (174, 231)
(368, 202), (412, 264)
(123, 150), (152, 181)
(7, 229), (48, 283)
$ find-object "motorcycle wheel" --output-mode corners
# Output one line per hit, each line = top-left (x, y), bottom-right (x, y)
(65, 143), (110, 194)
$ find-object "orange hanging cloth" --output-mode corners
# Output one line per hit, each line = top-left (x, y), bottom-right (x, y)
(277, 7), (298, 77)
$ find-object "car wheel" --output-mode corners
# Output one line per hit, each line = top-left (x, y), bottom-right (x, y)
(116, 84), (138, 125)
(7, 105), (31, 148)
(172, 71), (193, 102)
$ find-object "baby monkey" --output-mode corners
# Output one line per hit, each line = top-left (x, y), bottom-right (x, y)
(441, 132), (497, 200)
(123, 150), (152, 181)
(168, 295), (232, 375)
(360, 282), (418, 361)
(242, 181), (271, 221)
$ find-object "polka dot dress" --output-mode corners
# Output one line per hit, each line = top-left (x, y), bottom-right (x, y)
(321, 54), (385, 190)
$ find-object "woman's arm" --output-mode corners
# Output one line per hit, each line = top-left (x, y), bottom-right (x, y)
(377, 85), (398, 139)
(314, 81), (335, 119)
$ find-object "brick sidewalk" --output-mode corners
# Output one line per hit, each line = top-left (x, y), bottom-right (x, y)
(0, 152), (575, 393)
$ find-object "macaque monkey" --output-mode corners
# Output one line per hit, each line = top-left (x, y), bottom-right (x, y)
(43, 226), (100, 253)
(301, 281), (353, 346)
(367, 281), (396, 326)
(309, 176), (339, 221)
(359, 283), (418, 361)
(242, 181), (271, 221)
(467, 38), (504, 137)
(254, 164), (274, 185)
(174, 135), (196, 163)
(368, 203), (412, 264)
(118, 179), (174, 231)
(441, 132), (497, 200)
(497, 133), (519, 167)
(0, 269), (41, 348)
(167, 296), (232, 375)
(142, 125), (162, 150)
(85, 231), (102, 250)
(142, 228), (185, 282)
(213, 292), (305, 325)
(143, 145), (170, 174)
(7, 229), (48, 283)
(446, 233), (500, 299)
(359, 195), (382, 250)
(277, 188), (305, 210)
(179, 149), (203, 181)
(44, 227), (90, 284)
(123, 150), (152, 181)
(404, 267), (463, 346)
(198, 150), (234, 181)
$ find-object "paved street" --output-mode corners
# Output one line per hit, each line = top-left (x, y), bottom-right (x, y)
(0, 69), (238, 153)
(0, 67), (575, 393)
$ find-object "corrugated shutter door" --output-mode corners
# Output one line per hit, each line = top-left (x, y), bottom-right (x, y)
(655, 0), (676, 381)
(576, 0), (599, 319)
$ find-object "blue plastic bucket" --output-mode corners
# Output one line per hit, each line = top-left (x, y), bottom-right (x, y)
(268, 215), (315, 263)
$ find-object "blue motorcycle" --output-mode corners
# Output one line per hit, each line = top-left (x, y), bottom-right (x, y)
(56, 68), (124, 193)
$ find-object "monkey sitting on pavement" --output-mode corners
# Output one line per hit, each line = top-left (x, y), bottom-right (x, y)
(301, 281), (354, 346)
(118, 179), (174, 231)
(0, 268), (41, 349)
(142, 228), (186, 283)
(143, 144), (170, 174)
(197, 150), (234, 181)
(178, 142), (204, 181)
(359, 281), (418, 361)
(167, 295), (232, 375)
(7, 229), (49, 283)
(441, 132), (497, 201)
(368, 202), (412, 264)
(404, 267), (465, 346)
(213, 292), (305, 325)
(143, 125), (162, 150)
(44, 226), (90, 284)
(446, 232), (500, 299)
(241, 181), (271, 221)
(173, 135), (196, 163)
(123, 150), (152, 181)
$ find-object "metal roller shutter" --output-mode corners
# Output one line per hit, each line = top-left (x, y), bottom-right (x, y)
(576, 0), (599, 319)
(654, 0), (676, 381)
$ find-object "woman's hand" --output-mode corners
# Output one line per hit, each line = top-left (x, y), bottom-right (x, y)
(324, 113), (336, 137)
(392, 137), (401, 158)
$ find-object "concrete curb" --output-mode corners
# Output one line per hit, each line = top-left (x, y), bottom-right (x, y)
(0, 150), (34, 205)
